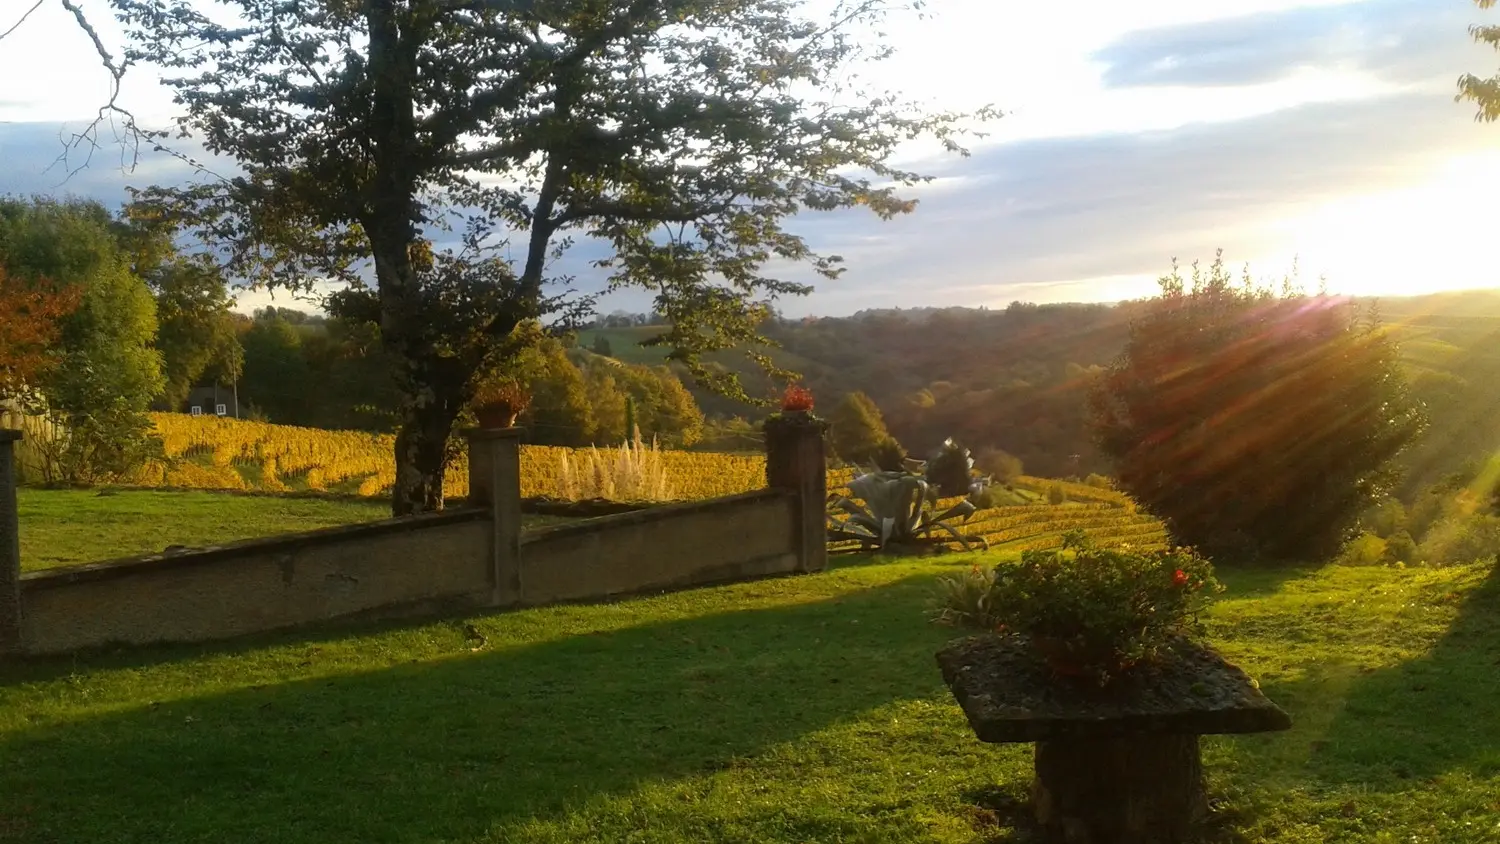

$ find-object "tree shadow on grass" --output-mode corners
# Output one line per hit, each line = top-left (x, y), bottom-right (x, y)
(1, 556), (941, 686)
(0, 572), (963, 844)
(1294, 560), (1500, 787)
(1213, 563), (1325, 602)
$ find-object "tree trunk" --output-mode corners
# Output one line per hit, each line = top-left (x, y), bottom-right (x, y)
(1031, 734), (1206, 844)
(391, 399), (459, 517)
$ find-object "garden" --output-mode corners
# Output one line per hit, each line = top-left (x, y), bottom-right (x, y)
(2, 550), (1495, 843)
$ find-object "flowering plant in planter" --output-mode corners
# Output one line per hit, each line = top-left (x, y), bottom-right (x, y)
(933, 531), (1223, 684)
(764, 384), (821, 430)
(780, 383), (815, 413)
(471, 377), (531, 429)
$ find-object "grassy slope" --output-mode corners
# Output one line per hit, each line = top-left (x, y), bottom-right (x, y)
(576, 325), (835, 411)
(2, 554), (1497, 843)
(17, 489), (390, 571)
(15, 490), (567, 572)
(579, 325), (834, 371)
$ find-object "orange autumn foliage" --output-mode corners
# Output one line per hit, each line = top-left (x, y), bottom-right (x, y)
(0, 267), (81, 398)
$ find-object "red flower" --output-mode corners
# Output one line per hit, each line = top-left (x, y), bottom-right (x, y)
(781, 384), (814, 413)
(1173, 569), (1189, 587)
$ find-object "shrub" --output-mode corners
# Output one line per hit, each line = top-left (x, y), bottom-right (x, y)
(1338, 532), (1388, 566)
(1383, 530), (1418, 565)
(1083, 473), (1114, 489)
(1360, 498), (1408, 539)
(1090, 254), (1425, 563)
(1047, 484), (1068, 505)
(967, 485), (998, 510)
(926, 438), (977, 497)
(26, 402), (163, 485)
(1417, 513), (1500, 566)
(1406, 490), (1451, 541)
(975, 447), (1023, 485)
(930, 562), (1001, 630)
(932, 532), (1222, 684)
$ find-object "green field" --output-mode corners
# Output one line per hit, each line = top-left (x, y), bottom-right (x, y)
(577, 325), (826, 374)
(14, 489), (566, 572)
(2, 549), (1496, 843)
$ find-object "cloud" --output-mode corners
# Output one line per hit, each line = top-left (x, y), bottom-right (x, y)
(3, 68), (1495, 321)
(778, 86), (1495, 314)
(0, 121), (218, 207)
(1094, 0), (1477, 90)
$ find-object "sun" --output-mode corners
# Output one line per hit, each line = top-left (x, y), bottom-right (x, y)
(1268, 151), (1500, 298)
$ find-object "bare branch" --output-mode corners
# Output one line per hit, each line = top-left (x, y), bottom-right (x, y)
(45, 0), (153, 180)
(0, 0), (45, 42)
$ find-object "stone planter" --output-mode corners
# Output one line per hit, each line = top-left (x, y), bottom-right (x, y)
(938, 634), (1291, 844)
(1030, 634), (1138, 681)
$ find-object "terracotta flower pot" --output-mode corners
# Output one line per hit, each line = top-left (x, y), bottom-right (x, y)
(475, 406), (519, 429)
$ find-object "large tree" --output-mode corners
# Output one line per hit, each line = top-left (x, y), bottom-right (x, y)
(239, 313), (314, 422)
(110, 0), (990, 514)
(0, 197), (165, 482)
(1089, 254), (1427, 563)
(1460, 0), (1500, 120)
(113, 207), (245, 409)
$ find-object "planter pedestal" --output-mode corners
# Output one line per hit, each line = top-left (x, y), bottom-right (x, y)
(1033, 734), (1206, 844)
(937, 635), (1291, 844)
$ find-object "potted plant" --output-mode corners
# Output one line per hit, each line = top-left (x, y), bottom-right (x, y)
(932, 531), (1222, 685)
(768, 383), (816, 421)
(472, 378), (531, 429)
(763, 383), (824, 436)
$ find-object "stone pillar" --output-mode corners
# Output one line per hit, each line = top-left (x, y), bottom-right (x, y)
(764, 413), (829, 573)
(1, 430), (22, 653)
(466, 427), (524, 606)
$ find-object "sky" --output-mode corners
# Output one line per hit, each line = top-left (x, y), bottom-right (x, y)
(0, 0), (1497, 317)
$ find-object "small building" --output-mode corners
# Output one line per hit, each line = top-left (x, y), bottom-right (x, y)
(184, 384), (241, 419)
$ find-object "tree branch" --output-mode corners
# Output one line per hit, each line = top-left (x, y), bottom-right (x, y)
(0, 0), (45, 42)
(553, 196), (737, 228)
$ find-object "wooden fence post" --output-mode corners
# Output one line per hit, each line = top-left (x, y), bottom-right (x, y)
(764, 414), (829, 573)
(466, 427), (524, 605)
(1, 429), (22, 653)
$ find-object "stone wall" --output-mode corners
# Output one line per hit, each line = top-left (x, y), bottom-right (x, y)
(1, 421), (829, 656)
(20, 510), (493, 654)
(519, 490), (798, 604)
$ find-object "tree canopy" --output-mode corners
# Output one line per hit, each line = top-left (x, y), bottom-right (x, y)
(0, 197), (166, 482)
(111, 0), (991, 514)
(1089, 254), (1427, 562)
(1460, 0), (1500, 121)
(0, 267), (80, 402)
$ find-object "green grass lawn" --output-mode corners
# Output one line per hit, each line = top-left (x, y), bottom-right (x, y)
(2, 553), (1497, 843)
(16, 489), (392, 571)
(15, 489), (569, 572)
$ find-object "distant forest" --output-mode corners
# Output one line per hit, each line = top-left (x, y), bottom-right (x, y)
(760, 291), (1500, 498)
(227, 289), (1500, 501)
(589, 290), (1500, 499)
